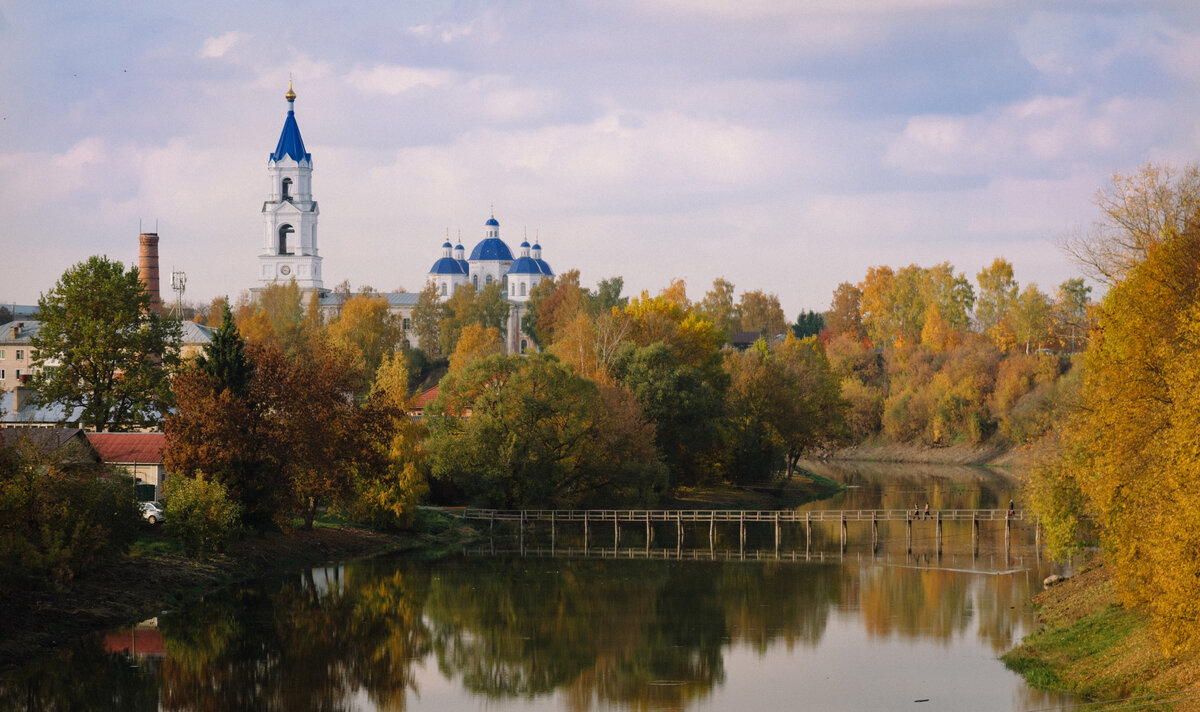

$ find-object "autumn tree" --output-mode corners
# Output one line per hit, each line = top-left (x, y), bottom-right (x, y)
(975, 258), (1018, 340)
(327, 291), (404, 392)
(234, 280), (314, 354)
(411, 282), (444, 358)
(1061, 163), (1200, 284)
(449, 323), (505, 375)
(737, 290), (788, 339)
(1010, 284), (1053, 354)
(826, 282), (866, 341)
(697, 277), (738, 339)
(1053, 278), (1092, 352)
(351, 352), (429, 529)
(1033, 205), (1200, 653)
(523, 270), (587, 348)
(30, 256), (181, 431)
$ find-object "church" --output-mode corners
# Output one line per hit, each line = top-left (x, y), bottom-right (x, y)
(255, 84), (554, 353)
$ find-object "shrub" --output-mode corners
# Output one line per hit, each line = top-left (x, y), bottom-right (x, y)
(165, 475), (241, 560)
(0, 444), (140, 588)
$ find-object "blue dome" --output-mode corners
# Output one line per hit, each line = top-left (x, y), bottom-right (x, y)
(271, 110), (310, 162)
(442, 240), (453, 249)
(534, 258), (554, 276)
(508, 256), (542, 275)
(469, 237), (514, 261)
(429, 257), (467, 275)
(485, 217), (500, 227)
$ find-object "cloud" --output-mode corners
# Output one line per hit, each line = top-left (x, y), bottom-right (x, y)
(346, 64), (457, 94)
(882, 94), (1170, 177)
(200, 31), (245, 59)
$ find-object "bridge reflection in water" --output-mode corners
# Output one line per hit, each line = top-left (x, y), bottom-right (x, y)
(457, 507), (1039, 560)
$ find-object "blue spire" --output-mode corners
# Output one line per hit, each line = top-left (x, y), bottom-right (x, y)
(271, 83), (310, 162)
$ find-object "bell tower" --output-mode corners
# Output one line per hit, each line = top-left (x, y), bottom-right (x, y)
(258, 82), (324, 292)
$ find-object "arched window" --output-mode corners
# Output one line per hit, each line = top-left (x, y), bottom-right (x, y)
(278, 224), (294, 255)
(485, 274), (493, 285)
(281, 177), (292, 201)
(520, 283), (527, 296)
(472, 275), (479, 287)
(440, 283), (447, 296)
(520, 339), (528, 353)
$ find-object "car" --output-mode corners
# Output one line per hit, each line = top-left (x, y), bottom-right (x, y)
(140, 501), (165, 525)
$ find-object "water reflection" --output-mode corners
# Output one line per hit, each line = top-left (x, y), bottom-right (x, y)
(0, 463), (1075, 711)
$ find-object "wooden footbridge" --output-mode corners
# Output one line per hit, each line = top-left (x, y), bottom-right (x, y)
(456, 508), (1036, 555)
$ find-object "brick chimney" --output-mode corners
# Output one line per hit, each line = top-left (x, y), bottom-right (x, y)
(138, 232), (162, 314)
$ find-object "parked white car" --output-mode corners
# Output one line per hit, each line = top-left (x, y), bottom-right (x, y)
(140, 501), (165, 525)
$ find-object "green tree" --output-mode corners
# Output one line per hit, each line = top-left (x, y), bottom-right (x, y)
(793, 310), (825, 339)
(1053, 278), (1092, 352)
(589, 276), (628, 315)
(195, 301), (254, 397)
(427, 354), (666, 507)
(30, 256), (181, 431)
(165, 474), (240, 560)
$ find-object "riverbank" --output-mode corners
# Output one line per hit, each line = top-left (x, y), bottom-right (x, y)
(1002, 560), (1200, 709)
(0, 509), (479, 673)
(833, 438), (1039, 467)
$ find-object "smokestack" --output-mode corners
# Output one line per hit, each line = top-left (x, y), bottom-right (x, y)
(138, 232), (162, 314)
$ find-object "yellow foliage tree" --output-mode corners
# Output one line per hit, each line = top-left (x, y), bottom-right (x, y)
(448, 323), (504, 375)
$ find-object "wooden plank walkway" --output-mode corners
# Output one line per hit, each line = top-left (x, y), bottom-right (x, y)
(456, 507), (1035, 555)
(460, 508), (1027, 523)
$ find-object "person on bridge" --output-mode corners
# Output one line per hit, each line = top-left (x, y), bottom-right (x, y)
(923, 503), (929, 520)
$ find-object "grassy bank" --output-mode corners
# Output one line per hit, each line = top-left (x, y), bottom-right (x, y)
(0, 508), (481, 673)
(1002, 560), (1200, 709)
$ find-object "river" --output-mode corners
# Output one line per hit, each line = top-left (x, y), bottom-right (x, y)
(0, 461), (1075, 711)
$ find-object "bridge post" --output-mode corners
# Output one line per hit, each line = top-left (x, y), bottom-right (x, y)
(1005, 513), (1011, 551)
(935, 511), (942, 556)
(584, 511), (589, 552)
(872, 512), (878, 552)
(551, 511), (556, 550)
(806, 512), (812, 555)
(905, 512), (912, 554)
(972, 513), (978, 558)
(709, 512), (715, 551)
(840, 512), (847, 551)
(739, 510), (745, 552)
(613, 513), (619, 551)
(677, 512), (684, 548)
(774, 511), (780, 554)
(520, 510), (525, 551)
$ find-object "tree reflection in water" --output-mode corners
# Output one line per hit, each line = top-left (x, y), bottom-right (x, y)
(1, 551), (1048, 711)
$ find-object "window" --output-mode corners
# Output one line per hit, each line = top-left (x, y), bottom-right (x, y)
(485, 274), (493, 285)
(520, 283), (526, 296)
(520, 339), (527, 353)
(281, 177), (292, 201)
(440, 283), (447, 296)
(14, 350), (22, 360)
(0, 369), (4, 379)
(472, 275), (478, 287)
(403, 318), (411, 330)
(278, 224), (294, 255)
(0, 349), (5, 359)
(510, 283), (515, 296)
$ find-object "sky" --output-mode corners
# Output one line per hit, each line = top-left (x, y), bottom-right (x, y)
(2, 0), (1199, 318)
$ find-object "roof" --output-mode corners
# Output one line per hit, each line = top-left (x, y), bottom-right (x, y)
(179, 320), (213, 344)
(469, 237), (514, 261)
(86, 432), (166, 464)
(1, 320), (41, 343)
(533, 259), (554, 276)
(1, 426), (86, 452)
(411, 384), (439, 410)
(429, 257), (468, 275)
(271, 109), (311, 162)
(485, 217), (500, 227)
(1, 390), (84, 425)
(318, 292), (422, 309)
